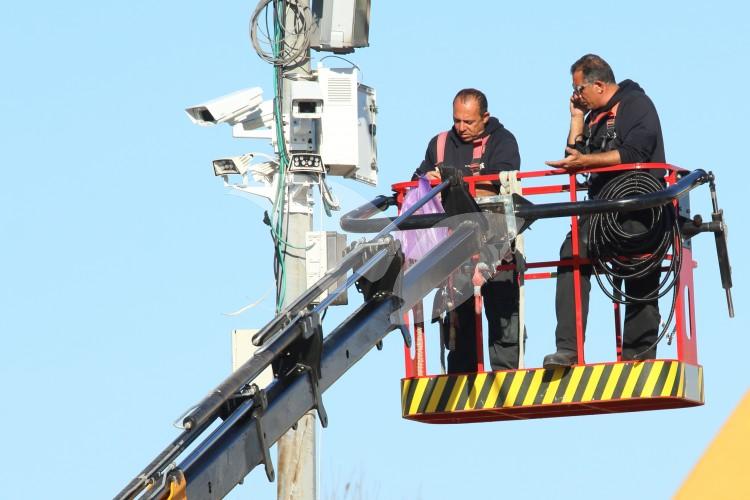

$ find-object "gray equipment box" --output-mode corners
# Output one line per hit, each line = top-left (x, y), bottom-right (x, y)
(310, 0), (370, 53)
(305, 231), (348, 305)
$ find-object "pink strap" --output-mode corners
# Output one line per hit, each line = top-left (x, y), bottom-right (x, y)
(436, 131), (489, 174)
(435, 131), (449, 166)
(468, 135), (489, 174)
(472, 135), (489, 160)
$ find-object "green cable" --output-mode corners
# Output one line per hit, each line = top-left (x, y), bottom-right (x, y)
(271, 1), (287, 311)
(267, 1), (319, 309)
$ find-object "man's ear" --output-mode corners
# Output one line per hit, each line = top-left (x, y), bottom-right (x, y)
(482, 112), (490, 125)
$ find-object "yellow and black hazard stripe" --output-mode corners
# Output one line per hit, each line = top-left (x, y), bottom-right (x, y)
(401, 360), (703, 420)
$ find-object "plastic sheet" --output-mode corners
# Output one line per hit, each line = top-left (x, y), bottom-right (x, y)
(395, 176), (449, 262)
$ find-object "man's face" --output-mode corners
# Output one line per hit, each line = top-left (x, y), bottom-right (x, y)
(453, 98), (489, 142)
(572, 70), (604, 110)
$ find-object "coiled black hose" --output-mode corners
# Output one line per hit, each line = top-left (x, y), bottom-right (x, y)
(587, 171), (682, 358)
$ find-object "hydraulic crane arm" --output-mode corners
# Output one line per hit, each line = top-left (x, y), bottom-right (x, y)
(127, 223), (482, 500)
(117, 180), (490, 500)
(152, 221), (483, 500)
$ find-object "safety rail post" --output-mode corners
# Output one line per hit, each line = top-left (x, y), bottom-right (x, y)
(675, 248), (699, 364)
(474, 295), (485, 372)
(613, 292), (624, 362)
(402, 311), (416, 378)
(464, 178), (485, 373)
(402, 303), (428, 378)
(569, 172), (586, 364)
(413, 302), (427, 376)
(667, 168), (700, 365)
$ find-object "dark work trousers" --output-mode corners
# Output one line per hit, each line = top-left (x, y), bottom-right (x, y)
(554, 216), (661, 360)
(447, 269), (522, 373)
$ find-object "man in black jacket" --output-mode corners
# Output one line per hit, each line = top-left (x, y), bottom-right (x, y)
(544, 54), (666, 368)
(413, 88), (522, 373)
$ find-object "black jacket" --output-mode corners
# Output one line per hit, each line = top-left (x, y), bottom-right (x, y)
(580, 79), (665, 193)
(413, 117), (520, 178)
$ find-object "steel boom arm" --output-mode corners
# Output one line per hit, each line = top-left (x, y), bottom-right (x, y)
(142, 222), (480, 500)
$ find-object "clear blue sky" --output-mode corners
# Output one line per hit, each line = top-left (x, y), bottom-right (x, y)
(1, 2), (747, 499)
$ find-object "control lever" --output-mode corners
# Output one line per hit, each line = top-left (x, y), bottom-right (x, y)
(708, 172), (734, 317)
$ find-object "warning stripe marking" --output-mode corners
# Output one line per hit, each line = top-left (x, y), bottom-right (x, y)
(581, 364), (605, 402)
(522, 369), (546, 406)
(468, 373), (488, 408)
(409, 378), (429, 415)
(541, 368), (564, 405)
(426, 376), (448, 413)
(641, 361), (662, 397)
(401, 379), (411, 410)
(563, 366), (587, 403)
(402, 360), (702, 417)
(446, 375), (467, 412)
(483, 371), (506, 409)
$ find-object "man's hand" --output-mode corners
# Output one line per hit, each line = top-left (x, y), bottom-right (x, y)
(570, 93), (587, 118)
(425, 170), (442, 182)
(545, 147), (587, 170)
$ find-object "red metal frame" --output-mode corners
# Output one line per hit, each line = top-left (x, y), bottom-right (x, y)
(394, 163), (698, 377)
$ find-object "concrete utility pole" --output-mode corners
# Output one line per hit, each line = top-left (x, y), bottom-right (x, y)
(276, 1), (317, 499)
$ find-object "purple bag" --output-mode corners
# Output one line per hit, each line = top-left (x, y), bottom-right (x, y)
(395, 176), (449, 262)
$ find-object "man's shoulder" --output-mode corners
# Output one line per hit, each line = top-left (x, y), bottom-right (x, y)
(618, 87), (658, 115)
(488, 122), (518, 145)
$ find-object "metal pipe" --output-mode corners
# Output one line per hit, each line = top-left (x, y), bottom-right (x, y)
(515, 169), (709, 220)
(340, 169), (711, 233)
(372, 180), (450, 239)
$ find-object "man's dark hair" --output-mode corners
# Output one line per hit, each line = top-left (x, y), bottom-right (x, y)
(454, 88), (488, 115)
(570, 54), (616, 84)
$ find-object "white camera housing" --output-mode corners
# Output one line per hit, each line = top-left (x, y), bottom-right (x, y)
(232, 100), (276, 140)
(186, 87), (264, 126)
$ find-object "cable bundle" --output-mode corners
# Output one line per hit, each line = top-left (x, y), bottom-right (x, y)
(250, 0), (312, 67)
(587, 170), (682, 357)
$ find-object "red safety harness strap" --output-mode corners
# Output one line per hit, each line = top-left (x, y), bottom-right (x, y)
(435, 131), (489, 175)
(436, 131), (449, 166)
(589, 102), (620, 128)
(468, 135), (489, 174)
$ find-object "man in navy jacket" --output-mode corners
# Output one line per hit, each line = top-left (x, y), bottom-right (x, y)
(544, 54), (666, 367)
(414, 88), (523, 373)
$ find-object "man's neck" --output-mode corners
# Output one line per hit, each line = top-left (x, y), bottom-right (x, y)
(602, 84), (619, 105)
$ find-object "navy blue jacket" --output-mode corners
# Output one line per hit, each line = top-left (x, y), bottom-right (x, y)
(413, 117), (520, 179)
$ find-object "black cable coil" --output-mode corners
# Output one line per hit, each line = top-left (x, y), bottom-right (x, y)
(587, 171), (683, 358)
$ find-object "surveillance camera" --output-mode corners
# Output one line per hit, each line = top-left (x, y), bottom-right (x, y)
(232, 100), (276, 139)
(212, 153), (254, 176)
(186, 87), (264, 126)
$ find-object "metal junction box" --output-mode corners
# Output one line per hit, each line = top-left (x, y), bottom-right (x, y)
(317, 66), (377, 185)
(305, 231), (348, 305)
(310, 0), (370, 53)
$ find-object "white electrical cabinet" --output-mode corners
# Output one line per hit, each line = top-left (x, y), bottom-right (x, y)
(305, 231), (348, 305)
(317, 66), (377, 185)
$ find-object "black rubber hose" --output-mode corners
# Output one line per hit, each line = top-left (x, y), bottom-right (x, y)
(586, 171), (683, 359)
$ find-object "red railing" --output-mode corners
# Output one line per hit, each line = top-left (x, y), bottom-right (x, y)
(395, 163), (698, 377)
